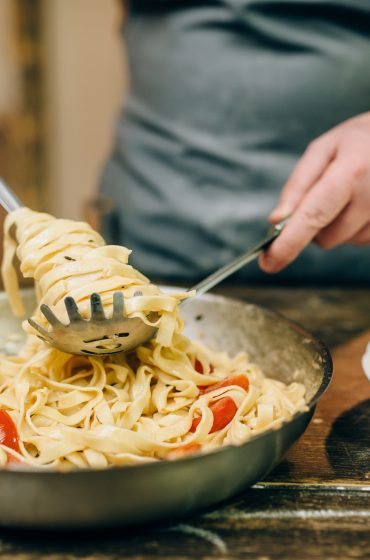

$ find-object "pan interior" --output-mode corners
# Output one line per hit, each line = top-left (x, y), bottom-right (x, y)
(181, 295), (328, 403)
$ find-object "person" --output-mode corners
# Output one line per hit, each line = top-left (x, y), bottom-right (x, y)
(100, 0), (370, 284)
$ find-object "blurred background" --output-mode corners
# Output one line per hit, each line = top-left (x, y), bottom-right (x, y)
(0, 0), (125, 221)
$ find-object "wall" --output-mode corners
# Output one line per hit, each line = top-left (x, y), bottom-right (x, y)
(42, 0), (126, 219)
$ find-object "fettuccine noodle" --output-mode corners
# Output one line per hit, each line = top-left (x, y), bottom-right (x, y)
(0, 208), (306, 470)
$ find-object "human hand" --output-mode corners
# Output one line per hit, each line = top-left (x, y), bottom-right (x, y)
(260, 112), (370, 273)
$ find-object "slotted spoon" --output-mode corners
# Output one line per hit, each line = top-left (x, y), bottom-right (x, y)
(0, 178), (286, 355)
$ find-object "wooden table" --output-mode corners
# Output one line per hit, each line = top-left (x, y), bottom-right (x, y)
(1, 287), (369, 560)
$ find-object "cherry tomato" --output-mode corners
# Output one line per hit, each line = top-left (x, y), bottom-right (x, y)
(166, 442), (202, 459)
(194, 359), (214, 374)
(194, 359), (204, 374)
(199, 374), (249, 395)
(0, 410), (20, 461)
(190, 397), (237, 433)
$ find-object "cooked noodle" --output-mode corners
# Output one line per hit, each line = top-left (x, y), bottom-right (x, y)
(0, 208), (306, 469)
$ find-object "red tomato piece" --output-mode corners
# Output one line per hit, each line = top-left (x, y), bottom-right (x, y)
(190, 397), (237, 433)
(194, 359), (214, 374)
(166, 442), (202, 459)
(199, 374), (249, 395)
(198, 385), (207, 392)
(0, 410), (20, 459)
(194, 359), (204, 374)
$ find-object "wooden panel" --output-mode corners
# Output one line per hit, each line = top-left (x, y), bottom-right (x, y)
(0, 0), (45, 209)
(268, 329), (370, 486)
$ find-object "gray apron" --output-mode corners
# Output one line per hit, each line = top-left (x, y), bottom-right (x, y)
(100, 0), (370, 283)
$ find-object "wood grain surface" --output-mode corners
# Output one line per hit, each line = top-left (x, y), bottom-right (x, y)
(0, 287), (369, 560)
(269, 329), (370, 486)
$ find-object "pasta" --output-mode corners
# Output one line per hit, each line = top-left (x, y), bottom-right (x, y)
(0, 208), (306, 470)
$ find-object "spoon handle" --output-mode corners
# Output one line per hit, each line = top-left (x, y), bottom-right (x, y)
(190, 218), (288, 297)
(0, 178), (23, 213)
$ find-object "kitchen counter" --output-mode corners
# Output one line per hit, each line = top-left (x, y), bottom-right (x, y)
(1, 287), (370, 560)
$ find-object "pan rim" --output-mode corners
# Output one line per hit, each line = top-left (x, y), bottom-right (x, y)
(0, 292), (333, 477)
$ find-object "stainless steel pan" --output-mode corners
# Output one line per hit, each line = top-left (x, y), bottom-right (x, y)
(0, 290), (332, 529)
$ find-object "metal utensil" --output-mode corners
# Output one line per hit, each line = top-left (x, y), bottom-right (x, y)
(0, 178), (159, 355)
(190, 218), (288, 297)
(0, 178), (287, 355)
(28, 291), (158, 356)
(0, 289), (332, 529)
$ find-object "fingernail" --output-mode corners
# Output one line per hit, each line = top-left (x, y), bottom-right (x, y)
(260, 254), (277, 272)
(269, 205), (291, 221)
(264, 256), (276, 268)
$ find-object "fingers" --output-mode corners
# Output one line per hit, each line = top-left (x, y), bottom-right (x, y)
(263, 113), (370, 272)
(349, 223), (370, 245)
(269, 134), (337, 222)
(314, 202), (370, 249)
(260, 161), (351, 272)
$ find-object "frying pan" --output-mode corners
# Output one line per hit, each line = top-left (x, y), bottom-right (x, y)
(0, 290), (332, 529)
